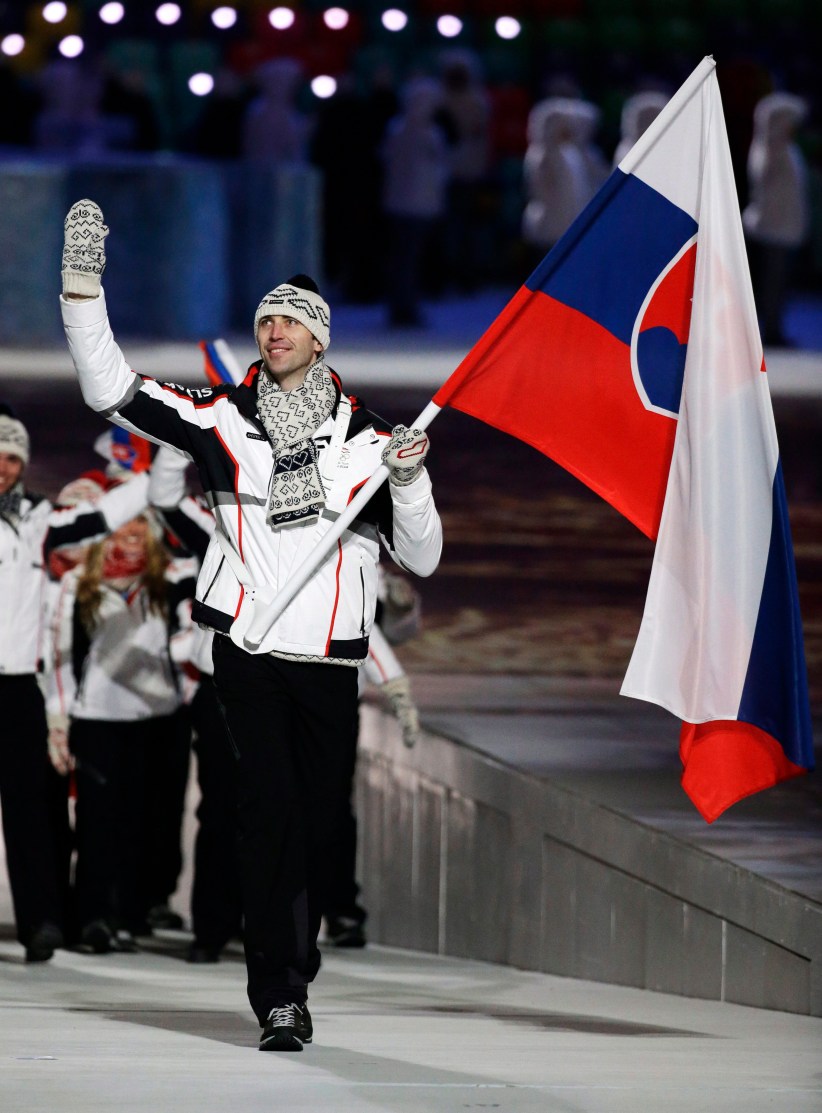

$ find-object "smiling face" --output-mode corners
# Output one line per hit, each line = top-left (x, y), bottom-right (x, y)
(105, 517), (149, 564)
(0, 452), (23, 495)
(256, 314), (323, 391)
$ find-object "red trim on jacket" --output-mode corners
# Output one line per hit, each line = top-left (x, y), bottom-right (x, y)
(324, 540), (344, 654)
(214, 428), (246, 618)
(368, 646), (389, 682)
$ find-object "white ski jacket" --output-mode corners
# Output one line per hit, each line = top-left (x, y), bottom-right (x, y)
(61, 291), (442, 662)
(46, 558), (197, 725)
(0, 493), (51, 675)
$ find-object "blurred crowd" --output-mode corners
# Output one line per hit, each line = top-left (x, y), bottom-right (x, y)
(0, 4), (819, 334)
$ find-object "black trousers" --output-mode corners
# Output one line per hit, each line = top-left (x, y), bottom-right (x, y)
(188, 676), (242, 950)
(211, 636), (359, 1025)
(70, 710), (188, 933)
(323, 704), (364, 922)
(0, 675), (63, 945)
(141, 708), (191, 913)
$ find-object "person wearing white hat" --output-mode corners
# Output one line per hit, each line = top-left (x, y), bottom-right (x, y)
(59, 199), (442, 1051)
(0, 404), (66, 962)
(742, 91), (811, 346)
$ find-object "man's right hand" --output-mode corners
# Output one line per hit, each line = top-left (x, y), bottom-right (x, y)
(62, 199), (108, 299)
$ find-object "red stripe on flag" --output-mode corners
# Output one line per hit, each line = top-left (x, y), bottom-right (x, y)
(679, 720), (808, 823)
(434, 286), (676, 538)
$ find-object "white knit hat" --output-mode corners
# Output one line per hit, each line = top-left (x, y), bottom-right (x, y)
(253, 274), (331, 351)
(0, 413), (30, 466)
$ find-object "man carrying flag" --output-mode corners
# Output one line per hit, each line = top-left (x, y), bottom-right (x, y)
(59, 210), (442, 1050)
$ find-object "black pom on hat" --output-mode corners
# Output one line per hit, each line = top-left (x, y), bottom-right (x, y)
(285, 273), (321, 295)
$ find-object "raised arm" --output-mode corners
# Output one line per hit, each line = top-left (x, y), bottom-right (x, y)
(44, 471), (150, 559)
(60, 200), (218, 456)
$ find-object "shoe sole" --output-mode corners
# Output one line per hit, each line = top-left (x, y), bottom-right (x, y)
(25, 947), (56, 963)
(259, 1032), (311, 1052)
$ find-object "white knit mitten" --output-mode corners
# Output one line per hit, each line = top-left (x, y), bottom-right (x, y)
(381, 675), (421, 748)
(381, 425), (429, 486)
(62, 198), (109, 298)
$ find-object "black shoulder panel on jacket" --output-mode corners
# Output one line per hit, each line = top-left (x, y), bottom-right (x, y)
(119, 390), (245, 499)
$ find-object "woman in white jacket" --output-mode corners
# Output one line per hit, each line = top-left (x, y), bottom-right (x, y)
(47, 513), (196, 952)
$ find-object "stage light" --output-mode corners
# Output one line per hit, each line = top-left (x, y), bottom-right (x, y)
(311, 75), (337, 98)
(43, 2), (67, 23)
(211, 6), (237, 29)
(323, 7), (349, 30)
(381, 9), (407, 32)
(437, 14), (462, 37)
(58, 34), (84, 57)
(268, 7), (295, 29)
(1, 34), (25, 56)
(189, 72), (215, 96)
(99, 1), (125, 23)
(156, 3), (181, 25)
(495, 16), (521, 39)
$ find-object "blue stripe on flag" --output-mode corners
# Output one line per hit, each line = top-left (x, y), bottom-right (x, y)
(737, 461), (815, 769)
(526, 171), (698, 346)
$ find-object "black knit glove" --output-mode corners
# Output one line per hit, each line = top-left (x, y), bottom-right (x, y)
(62, 198), (108, 298)
(381, 425), (430, 487)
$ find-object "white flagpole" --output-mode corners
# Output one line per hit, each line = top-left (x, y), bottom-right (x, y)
(240, 398), (443, 649)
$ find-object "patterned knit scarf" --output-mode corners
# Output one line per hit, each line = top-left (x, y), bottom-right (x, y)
(257, 357), (336, 528)
(0, 481), (23, 530)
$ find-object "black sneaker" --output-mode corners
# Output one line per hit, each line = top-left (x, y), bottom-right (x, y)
(25, 922), (63, 963)
(325, 915), (367, 948)
(259, 1003), (313, 1052)
(110, 928), (139, 953)
(186, 942), (221, 964)
(146, 904), (185, 931)
(80, 920), (113, 954)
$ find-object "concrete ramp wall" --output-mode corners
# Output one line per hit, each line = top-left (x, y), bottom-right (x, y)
(356, 705), (822, 1017)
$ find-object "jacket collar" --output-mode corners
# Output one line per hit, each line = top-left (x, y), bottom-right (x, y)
(232, 361), (368, 441)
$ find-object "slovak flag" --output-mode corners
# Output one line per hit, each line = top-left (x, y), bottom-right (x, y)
(433, 57), (814, 821)
(93, 425), (152, 473)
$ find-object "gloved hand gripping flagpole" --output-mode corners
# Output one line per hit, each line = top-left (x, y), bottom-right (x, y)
(241, 399), (442, 650)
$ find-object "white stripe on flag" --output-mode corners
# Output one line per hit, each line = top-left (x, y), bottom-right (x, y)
(621, 68), (780, 723)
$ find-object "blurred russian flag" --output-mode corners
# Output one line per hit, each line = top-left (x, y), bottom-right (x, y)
(435, 58), (814, 821)
(199, 338), (244, 387)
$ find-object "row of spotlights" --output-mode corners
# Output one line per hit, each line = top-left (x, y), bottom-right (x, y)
(4, 12), (521, 59)
(187, 70), (338, 98)
(35, 4), (521, 39)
